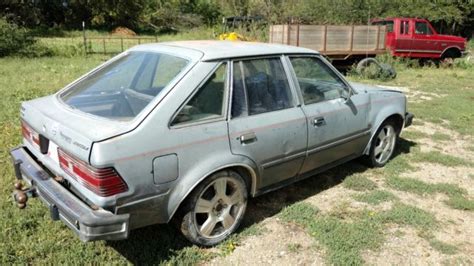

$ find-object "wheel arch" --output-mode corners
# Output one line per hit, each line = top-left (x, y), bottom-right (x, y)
(167, 158), (258, 223)
(364, 112), (404, 155)
(441, 46), (462, 59)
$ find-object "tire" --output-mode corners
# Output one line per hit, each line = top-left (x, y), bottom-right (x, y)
(365, 120), (398, 167)
(379, 63), (397, 79)
(356, 58), (380, 75)
(177, 170), (248, 246)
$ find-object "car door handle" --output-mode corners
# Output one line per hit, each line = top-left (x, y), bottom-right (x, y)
(239, 132), (257, 144)
(313, 117), (326, 127)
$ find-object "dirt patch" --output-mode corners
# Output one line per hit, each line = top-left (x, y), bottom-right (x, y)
(383, 187), (474, 256)
(406, 122), (474, 161)
(111, 27), (137, 36)
(402, 163), (474, 195)
(363, 226), (447, 265)
(207, 218), (324, 265)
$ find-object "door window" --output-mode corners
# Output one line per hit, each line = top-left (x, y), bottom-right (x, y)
(415, 22), (432, 35)
(289, 57), (349, 105)
(232, 58), (293, 117)
(172, 63), (227, 125)
(400, 20), (409, 35)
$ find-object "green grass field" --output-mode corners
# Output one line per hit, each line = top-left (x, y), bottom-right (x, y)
(0, 39), (473, 264)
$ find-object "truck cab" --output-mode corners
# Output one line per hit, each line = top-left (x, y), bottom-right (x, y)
(371, 18), (467, 59)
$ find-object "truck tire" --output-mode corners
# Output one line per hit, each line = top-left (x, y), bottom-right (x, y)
(356, 58), (380, 75)
(379, 63), (397, 79)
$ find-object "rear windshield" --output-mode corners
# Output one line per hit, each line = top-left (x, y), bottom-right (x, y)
(60, 52), (189, 120)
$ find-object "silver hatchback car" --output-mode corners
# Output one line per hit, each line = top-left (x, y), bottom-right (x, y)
(11, 41), (413, 246)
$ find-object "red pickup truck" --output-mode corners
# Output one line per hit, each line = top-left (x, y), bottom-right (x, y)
(371, 17), (467, 59)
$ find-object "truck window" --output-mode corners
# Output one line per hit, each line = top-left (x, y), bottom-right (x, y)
(385, 21), (394, 32)
(372, 20), (393, 32)
(415, 22), (432, 35)
(400, 20), (409, 35)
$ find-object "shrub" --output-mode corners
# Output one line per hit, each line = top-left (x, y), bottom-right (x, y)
(0, 18), (36, 57)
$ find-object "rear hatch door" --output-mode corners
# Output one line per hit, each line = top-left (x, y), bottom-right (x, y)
(21, 95), (131, 163)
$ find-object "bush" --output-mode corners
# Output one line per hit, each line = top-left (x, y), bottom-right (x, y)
(0, 18), (36, 57)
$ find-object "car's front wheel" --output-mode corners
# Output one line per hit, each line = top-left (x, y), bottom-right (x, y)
(178, 170), (248, 246)
(366, 121), (398, 167)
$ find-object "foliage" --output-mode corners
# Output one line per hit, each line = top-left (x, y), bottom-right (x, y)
(0, 18), (36, 57)
(1, 0), (473, 37)
(378, 203), (437, 230)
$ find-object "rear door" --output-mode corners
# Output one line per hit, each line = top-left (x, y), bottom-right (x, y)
(227, 56), (307, 189)
(287, 55), (370, 175)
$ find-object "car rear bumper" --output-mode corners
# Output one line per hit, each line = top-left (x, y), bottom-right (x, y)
(404, 112), (414, 128)
(10, 146), (129, 242)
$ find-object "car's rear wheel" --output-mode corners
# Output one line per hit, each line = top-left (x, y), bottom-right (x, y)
(178, 170), (247, 246)
(366, 121), (398, 167)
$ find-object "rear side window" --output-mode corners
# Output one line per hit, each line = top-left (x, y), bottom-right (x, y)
(172, 63), (227, 125)
(290, 57), (348, 105)
(232, 58), (293, 117)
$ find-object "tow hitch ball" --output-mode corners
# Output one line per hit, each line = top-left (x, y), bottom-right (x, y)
(13, 181), (36, 209)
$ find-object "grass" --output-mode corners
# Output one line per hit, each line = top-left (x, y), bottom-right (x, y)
(342, 175), (377, 191)
(279, 202), (319, 227)
(402, 130), (429, 140)
(386, 176), (473, 211)
(378, 203), (437, 230)
(428, 239), (458, 255)
(444, 195), (474, 211)
(431, 132), (451, 141)
(287, 243), (302, 253)
(413, 151), (472, 167)
(353, 190), (398, 205)
(280, 201), (441, 265)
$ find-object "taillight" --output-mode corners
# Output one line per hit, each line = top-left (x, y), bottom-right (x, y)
(21, 121), (40, 146)
(58, 149), (128, 197)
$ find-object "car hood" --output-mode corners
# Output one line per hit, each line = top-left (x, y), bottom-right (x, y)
(21, 95), (132, 162)
(349, 82), (404, 95)
(436, 34), (466, 43)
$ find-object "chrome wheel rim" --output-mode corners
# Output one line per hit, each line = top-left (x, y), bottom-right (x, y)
(193, 177), (246, 239)
(374, 125), (396, 164)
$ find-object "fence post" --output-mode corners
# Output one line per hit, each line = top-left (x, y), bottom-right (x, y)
(82, 21), (87, 55)
(121, 38), (124, 52)
(103, 38), (106, 54)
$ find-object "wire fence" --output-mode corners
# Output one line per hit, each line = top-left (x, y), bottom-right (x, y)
(37, 35), (159, 55)
(84, 36), (158, 54)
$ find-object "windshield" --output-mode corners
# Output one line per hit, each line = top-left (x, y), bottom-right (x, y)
(60, 51), (189, 121)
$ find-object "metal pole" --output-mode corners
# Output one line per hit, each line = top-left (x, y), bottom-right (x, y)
(121, 38), (124, 52)
(82, 21), (87, 55)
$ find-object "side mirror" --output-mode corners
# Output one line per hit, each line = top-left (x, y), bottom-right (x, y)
(340, 87), (351, 102)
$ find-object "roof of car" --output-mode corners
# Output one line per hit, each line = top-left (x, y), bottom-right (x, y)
(131, 40), (318, 61)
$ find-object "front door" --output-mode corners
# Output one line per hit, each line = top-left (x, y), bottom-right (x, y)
(227, 57), (307, 189)
(287, 56), (370, 175)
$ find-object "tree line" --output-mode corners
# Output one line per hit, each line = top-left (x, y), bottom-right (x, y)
(1, 0), (473, 37)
